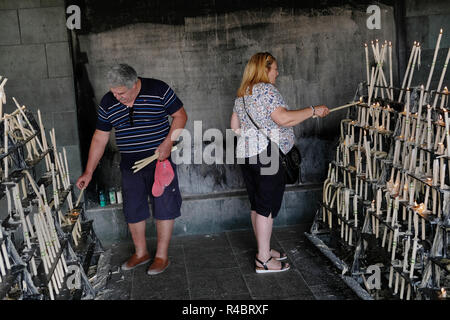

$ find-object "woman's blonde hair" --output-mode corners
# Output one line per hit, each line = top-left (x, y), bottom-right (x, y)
(237, 52), (276, 97)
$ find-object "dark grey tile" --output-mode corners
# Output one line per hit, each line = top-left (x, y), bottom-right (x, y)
(272, 224), (312, 241)
(184, 246), (237, 273)
(225, 229), (256, 252)
(279, 295), (316, 300)
(188, 267), (249, 299)
(274, 269), (314, 297)
(182, 232), (231, 251)
(226, 229), (281, 255)
(233, 250), (258, 275)
(194, 293), (253, 300)
(243, 273), (285, 299)
(294, 256), (341, 287)
(131, 258), (189, 300)
(100, 227), (360, 301)
(309, 281), (359, 300)
(108, 241), (136, 267)
(278, 238), (319, 261)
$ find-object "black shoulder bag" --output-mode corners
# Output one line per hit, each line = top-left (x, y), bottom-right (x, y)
(242, 97), (302, 184)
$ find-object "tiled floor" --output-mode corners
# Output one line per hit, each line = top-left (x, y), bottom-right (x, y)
(95, 224), (359, 300)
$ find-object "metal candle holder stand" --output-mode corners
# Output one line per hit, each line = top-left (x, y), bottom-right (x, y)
(0, 79), (104, 300)
(306, 32), (450, 300)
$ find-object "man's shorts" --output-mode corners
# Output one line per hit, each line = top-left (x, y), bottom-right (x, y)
(121, 158), (182, 223)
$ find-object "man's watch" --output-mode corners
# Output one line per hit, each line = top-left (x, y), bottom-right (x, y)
(310, 105), (317, 118)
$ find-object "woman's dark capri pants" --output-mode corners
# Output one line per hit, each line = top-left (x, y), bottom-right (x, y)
(121, 158), (182, 223)
(240, 143), (286, 218)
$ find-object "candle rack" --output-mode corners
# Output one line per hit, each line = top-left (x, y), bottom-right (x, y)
(0, 76), (105, 300)
(306, 32), (450, 300)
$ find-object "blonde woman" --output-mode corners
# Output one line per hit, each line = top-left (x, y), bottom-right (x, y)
(230, 52), (329, 273)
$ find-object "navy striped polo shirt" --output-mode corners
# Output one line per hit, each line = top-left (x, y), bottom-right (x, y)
(96, 77), (183, 169)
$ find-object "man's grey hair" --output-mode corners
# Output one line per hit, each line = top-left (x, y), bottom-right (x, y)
(107, 64), (138, 89)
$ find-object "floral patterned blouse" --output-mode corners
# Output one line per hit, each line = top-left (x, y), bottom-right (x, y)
(233, 82), (295, 158)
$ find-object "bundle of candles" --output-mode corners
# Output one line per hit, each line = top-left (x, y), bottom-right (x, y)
(0, 76), (98, 300)
(317, 30), (450, 300)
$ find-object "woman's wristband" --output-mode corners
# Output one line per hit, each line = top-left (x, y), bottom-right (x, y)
(310, 105), (316, 117)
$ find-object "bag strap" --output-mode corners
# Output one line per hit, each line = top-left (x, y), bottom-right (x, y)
(242, 97), (270, 141)
(242, 97), (286, 159)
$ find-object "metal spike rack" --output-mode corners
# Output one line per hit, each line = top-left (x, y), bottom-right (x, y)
(306, 30), (450, 300)
(0, 75), (105, 300)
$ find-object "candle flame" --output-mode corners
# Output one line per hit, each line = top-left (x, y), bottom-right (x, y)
(441, 288), (447, 298)
(440, 29), (443, 34)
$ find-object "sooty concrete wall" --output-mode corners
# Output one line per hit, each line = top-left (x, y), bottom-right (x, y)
(403, 0), (450, 92)
(74, 2), (397, 202)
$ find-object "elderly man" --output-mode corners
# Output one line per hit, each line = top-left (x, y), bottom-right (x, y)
(76, 64), (187, 275)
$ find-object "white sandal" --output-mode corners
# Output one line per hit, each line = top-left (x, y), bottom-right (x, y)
(255, 256), (290, 274)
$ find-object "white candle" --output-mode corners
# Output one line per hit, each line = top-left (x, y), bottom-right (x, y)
(409, 238), (418, 278)
(427, 105), (432, 149)
(432, 47), (450, 109)
(368, 67), (377, 107)
(3, 117), (8, 179)
(444, 108), (450, 157)
(406, 42), (420, 91)
(433, 159), (439, 186)
(409, 180), (416, 206)
(387, 106), (391, 131)
(399, 42), (417, 102)
(392, 197), (399, 227)
(424, 29), (443, 103)
(422, 214), (426, 240)
(36, 214), (56, 261)
(393, 140), (401, 165)
(365, 43), (370, 86)
(376, 188), (382, 237)
(359, 107), (366, 127)
(391, 227), (399, 261)
(33, 215), (50, 274)
(389, 41), (394, 99)
(432, 188), (437, 215)
(409, 148), (417, 173)
(415, 87), (425, 146)
(382, 195), (392, 247)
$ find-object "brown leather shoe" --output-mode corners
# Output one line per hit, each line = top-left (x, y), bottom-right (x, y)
(147, 257), (170, 275)
(121, 253), (151, 271)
